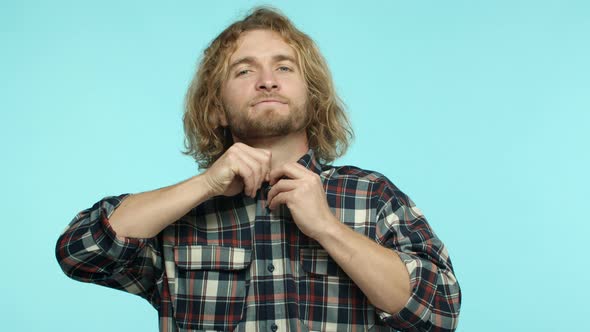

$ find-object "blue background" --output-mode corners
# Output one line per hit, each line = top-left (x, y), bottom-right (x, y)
(1, 0), (589, 331)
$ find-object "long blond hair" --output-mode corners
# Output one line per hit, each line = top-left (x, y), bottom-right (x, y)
(182, 6), (353, 169)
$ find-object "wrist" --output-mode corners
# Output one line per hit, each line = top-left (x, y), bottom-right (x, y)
(191, 173), (217, 200)
(313, 215), (345, 244)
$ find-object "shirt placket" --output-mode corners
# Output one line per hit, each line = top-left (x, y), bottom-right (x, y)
(267, 184), (290, 331)
(249, 182), (286, 332)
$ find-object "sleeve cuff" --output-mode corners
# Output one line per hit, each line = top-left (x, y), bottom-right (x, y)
(376, 252), (437, 329)
(89, 194), (148, 263)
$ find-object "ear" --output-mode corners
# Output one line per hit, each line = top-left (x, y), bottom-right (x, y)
(218, 108), (228, 127)
(212, 98), (228, 127)
(215, 91), (229, 126)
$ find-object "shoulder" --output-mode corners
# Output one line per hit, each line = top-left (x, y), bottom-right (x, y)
(322, 164), (386, 183)
(321, 164), (409, 204)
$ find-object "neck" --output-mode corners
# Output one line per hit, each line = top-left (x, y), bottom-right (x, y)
(232, 130), (309, 170)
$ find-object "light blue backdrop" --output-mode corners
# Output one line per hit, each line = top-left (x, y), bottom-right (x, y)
(1, 0), (588, 331)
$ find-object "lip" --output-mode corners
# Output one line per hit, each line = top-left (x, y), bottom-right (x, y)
(252, 99), (287, 106)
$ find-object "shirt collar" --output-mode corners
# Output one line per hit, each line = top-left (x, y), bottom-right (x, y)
(296, 149), (324, 176)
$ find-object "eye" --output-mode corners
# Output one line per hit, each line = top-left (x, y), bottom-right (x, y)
(277, 66), (293, 72)
(236, 69), (251, 76)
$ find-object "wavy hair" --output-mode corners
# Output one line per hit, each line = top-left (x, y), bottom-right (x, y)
(182, 6), (353, 169)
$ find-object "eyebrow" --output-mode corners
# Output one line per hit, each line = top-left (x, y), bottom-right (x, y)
(228, 54), (297, 71)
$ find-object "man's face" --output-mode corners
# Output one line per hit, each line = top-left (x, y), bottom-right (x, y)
(220, 29), (309, 140)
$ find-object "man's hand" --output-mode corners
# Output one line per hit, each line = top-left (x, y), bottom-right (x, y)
(202, 143), (271, 198)
(267, 162), (338, 240)
(268, 162), (414, 315)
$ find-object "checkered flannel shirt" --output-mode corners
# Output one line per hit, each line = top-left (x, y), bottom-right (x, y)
(56, 150), (461, 331)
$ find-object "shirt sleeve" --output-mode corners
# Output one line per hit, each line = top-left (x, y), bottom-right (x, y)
(55, 194), (163, 309)
(374, 183), (462, 332)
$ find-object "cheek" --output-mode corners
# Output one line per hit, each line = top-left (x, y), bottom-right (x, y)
(295, 83), (309, 106)
(222, 84), (246, 108)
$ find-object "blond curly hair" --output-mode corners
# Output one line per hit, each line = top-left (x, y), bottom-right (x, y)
(182, 6), (353, 169)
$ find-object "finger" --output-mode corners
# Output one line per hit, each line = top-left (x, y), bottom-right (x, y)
(235, 144), (271, 184)
(251, 149), (271, 184)
(235, 153), (264, 197)
(226, 147), (260, 197)
(267, 179), (298, 204)
(230, 157), (257, 198)
(269, 162), (309, 185)
(254, 149), (272, 182)
(268, 191), (292, 211)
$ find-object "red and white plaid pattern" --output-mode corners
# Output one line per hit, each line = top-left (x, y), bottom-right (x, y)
(56, 150), (461, 331)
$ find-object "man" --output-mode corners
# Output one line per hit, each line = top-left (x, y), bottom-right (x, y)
(56, 7), (461, 332)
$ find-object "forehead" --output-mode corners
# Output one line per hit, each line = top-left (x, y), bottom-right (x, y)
(228, 29), (296, 64)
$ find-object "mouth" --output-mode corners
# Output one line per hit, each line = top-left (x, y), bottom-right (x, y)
(256, 100), (282, 105)
(251, 98), (288, 106)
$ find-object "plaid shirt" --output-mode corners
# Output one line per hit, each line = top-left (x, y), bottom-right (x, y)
(56, 150), (461, 331)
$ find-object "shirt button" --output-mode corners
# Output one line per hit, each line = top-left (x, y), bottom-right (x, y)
(267, 263), (275, 273)
(264, 186), (272, 213)
(271, 323), (278, 332)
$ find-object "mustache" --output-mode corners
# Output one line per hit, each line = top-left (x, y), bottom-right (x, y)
(249, 94), (290, 106)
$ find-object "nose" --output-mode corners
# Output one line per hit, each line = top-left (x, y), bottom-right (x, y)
(256, 69), (279, 92)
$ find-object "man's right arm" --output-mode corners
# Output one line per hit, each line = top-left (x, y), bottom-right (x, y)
(54, 173), (220, 308)
(56, 143), (271, 296)
(109, 143), (271, 239)
(108, 174), (213, 239)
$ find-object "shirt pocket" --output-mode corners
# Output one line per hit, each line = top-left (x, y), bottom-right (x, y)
(298, 247), (374, 331)
(173, 244), (252, 331)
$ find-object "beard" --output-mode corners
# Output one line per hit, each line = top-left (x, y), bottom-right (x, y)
(223, 95), (310, 140)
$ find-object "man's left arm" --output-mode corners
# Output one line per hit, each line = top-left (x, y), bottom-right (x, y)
(268, 162), (461, 332)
